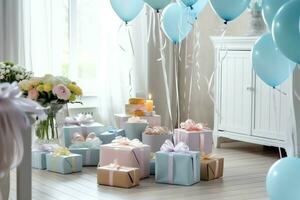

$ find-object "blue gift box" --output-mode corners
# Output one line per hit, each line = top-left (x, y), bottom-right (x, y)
(63, 122), (107, 147)
(98, 129), (125, 144)
(155, 151), (200, 186)
(150, 158), (155, 175)
(69, 148), (99, 166)
(125, 123), (148, 141)
(46, 153), (82, 174)
(32, 151), (48, 170)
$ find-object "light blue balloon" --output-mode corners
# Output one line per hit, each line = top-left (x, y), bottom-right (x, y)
(262, 0), (288, 31)
(178, 0), (209, 19)
(272, 0), (300, 64)
(110, 0), (144, 23)
(144, 0), (171, 12)
(252, 33), (296, 87)
(181, 0), (199, 8)
(161, 3), (194, 44)
(209, 0), (250, 23)
(266, 157), (300, 200)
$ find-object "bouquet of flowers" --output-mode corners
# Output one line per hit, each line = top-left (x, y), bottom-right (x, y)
(0, 61), (33, 83)
(19, 74), (82, 140)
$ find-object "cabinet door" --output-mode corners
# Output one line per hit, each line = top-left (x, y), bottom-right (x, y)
(219, 50), (253, 135)
(252, 76), (292, 141)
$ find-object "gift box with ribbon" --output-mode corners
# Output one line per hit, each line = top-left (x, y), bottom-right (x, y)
(63, 114), (106, 148)
(124, 117), (148, 141)
(97, 162), (140, 188)
(155, 140), (200, 186)
(98, 129), (125, 144)
(99, 137), (151, 179)
(68, 132), (102, 166)
(142, 126), (173, 153)
(173, 119), (213, 154)
(46, 148), (82, 174)
(114, 114), (161, 129)
(32, 151), (48, 170)
(200, 155), (224, 181)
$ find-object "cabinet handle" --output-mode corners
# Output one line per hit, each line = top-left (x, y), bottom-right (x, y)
(246, 87), (255, 92)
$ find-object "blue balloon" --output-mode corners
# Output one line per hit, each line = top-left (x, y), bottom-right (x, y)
(161, 3), (194, 44)
(272, 0), (300, 64)
(144, 0), (171, 12)
(209, 0), (250, 23)
(252, 33), (296, 87)
(181, 0), (199, 8)
(262, 0), (288, 31)
(178, 0), (209, 19)
(110, 0), (144, 23)
(267, 157), (300, 200)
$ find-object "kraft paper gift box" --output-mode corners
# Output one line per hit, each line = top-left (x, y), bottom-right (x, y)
(32, 151), (48, 170)
(155, 140), (200, 186)
(99, 137), (151, 179)
(114, 114), (161, 129)
(201, 157), (224, 181)
(98, 129), (125, 144)
(173, 129), (213, 154)
(97, 165), (140, 188)
(69, 148), (99, 166)
(63, 122), (106, 148)
(46, 153), (82, 174)
(125, 123), (148, 141)
(142, 133), (173, 153)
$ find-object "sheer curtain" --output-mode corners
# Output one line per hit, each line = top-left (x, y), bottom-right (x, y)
(21, 0), (148, 125)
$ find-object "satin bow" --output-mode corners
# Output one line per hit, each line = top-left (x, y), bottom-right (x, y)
(180, 119), (204, 131)
(0, 82), (45, 121)
(64, 113), (95, 125)
(160, 139), (189, 153)
(112, 136), (143, 147)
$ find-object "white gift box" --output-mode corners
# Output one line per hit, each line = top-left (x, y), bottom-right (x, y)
(114, 114), (161, 129)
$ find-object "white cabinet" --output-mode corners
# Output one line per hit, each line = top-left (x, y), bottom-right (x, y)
(211, 37), (294, 155)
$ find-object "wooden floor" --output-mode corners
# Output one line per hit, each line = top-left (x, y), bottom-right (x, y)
(9, 142), (279, 200)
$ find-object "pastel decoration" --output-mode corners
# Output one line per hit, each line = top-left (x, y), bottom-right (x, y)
(110, 0), (144, 24)
(161, 3), (194, 44)
(209, 0), (250, 23)
(178, 0), (208, 20)
(272, 0), (300, 64)
(262, 0), (288, 30)
(143, 0), (171, 12)
(252, 33), (296, 87)
(266, 157), (300, 200)
(180, 0), (199, 8)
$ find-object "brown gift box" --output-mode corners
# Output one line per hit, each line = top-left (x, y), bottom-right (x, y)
(200, 157), (224, 181)
(97, 165), (140, 188)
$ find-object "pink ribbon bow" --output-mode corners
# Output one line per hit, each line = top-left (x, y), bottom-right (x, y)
(160, 139), (189, 153)
(112, 136), (143, 147)
(180, 119), (204, 131)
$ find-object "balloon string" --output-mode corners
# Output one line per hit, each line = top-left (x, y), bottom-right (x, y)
(127, 25), (135, 97)
(158, 13), (174, 131)
(174, 45), (181, 127)
(118, 23), (126, 52)
(152, 9), (156, 44)
(272, 91), (283, 158)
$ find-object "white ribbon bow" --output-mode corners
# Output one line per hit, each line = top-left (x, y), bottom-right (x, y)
(64, 113), (94, 125)
(160, 139), (190, 153)
(112, 136), (144, 147)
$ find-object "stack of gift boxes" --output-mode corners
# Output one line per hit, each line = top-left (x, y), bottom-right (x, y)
(32, 97), (224, 188)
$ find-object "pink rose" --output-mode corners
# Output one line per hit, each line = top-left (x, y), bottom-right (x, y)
(28, 88), (39, 100)
(52, 84), (71, 101)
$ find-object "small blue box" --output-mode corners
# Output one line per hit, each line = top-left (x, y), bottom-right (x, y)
(46, 153), (82, 174)
(63, 122), (107, 147)
(125, 123), (148, 141)
(155, 151), (200, 186)
(98, 129), (125, 144)
(69, 148), (99, 166)
(32, 151), (48, 170)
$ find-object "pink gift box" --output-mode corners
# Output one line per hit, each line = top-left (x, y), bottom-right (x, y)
(100, 143), (151, 179)
(173, 129), (213, 154)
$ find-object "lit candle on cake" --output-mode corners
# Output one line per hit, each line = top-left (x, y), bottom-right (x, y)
(145, 94), (154, 112)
